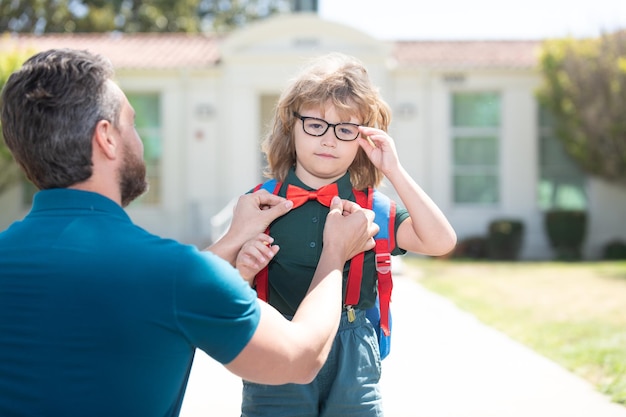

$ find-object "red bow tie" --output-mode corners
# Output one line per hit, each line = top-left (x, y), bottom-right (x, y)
(286, 183), (339, 209)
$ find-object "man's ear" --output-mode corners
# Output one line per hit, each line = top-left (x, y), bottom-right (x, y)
(93, 119), (118, 160)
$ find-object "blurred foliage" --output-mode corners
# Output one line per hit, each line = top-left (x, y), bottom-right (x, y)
(537, 30), (626, 186)
(544, 210), (587, 261)
(0, 0), (291, 34)
(0, 46), (32, 194)
(603, 239), (626, 260)
(487, 218), (524, 261)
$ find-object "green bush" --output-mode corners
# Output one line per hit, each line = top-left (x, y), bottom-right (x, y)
(544, 210), (587, 261)
(451, 236), (488, 260)
(603, 240), (626, 260)
(487, 219), (524, 260)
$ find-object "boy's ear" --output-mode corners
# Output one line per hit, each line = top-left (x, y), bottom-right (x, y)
(93, 119), (118, 160)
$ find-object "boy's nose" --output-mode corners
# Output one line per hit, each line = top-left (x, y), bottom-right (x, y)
(320, 128), (338, 147)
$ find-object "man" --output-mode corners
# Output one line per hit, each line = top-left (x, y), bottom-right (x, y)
(0, 48), (378, 416)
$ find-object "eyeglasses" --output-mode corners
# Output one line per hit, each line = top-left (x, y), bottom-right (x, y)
(293, 112), (361, 141)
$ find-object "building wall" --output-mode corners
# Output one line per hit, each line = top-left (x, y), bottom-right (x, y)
(387, 66), (556, 259)
(0, 186), (24, 232)
(586, 179), (626, 258)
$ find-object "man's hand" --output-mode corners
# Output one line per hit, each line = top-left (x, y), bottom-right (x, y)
(323, 196), (378, 261)
(228, 190), (293, 243)
(207, 190), (292, 264)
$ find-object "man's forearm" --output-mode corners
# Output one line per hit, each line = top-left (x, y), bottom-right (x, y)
(204, 232), (241, 265)
(290, 247), (345, 369)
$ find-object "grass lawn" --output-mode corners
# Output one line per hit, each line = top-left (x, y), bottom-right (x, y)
(408, 256), (626, 405)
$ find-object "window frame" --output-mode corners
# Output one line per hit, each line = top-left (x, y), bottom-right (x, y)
(450, 91), (502, 206)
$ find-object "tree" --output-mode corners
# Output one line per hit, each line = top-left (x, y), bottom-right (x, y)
(0, 47), (33, 194)
(0, 0), (291, 34)
(200, 0), (290, 34)
(537, 30), (626, 186)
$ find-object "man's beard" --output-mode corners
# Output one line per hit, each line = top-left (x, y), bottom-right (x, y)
(119, 143), (149, 207)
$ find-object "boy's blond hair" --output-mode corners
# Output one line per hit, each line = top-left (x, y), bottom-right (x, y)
(262, 53), (392, 190)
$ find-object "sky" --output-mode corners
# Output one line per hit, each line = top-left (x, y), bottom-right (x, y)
(318, 0), (626, 41)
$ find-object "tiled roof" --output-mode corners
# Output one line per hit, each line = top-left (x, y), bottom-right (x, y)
(0, 33), (221, 70)
(393, 40), (542, 69)
(1, 33), (542, 70)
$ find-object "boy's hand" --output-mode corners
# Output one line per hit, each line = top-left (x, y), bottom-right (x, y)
(357, 126), (400, 177)
(236, 233), (280, 286)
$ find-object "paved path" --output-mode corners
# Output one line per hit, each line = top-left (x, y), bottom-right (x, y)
(180, 267), (626, 417)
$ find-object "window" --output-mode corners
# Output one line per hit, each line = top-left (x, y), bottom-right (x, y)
(537, 108), (586, 210)
(127, 93), (162, 205)
(451, 92), (500, 204)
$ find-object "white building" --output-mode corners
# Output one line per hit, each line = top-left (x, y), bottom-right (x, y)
(1, 13), (625, 259)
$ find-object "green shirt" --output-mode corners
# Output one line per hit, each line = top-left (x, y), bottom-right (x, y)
(259, 169), (408, 316)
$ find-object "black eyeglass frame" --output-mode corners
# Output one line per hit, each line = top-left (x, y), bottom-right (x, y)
(293, 112), (361, 141)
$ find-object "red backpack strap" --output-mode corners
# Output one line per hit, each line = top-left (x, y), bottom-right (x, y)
(253, 180), (281, 302)
(344, 188), (372, 306)
(346, 188), (396, 338)
(373, 191), (395, 336)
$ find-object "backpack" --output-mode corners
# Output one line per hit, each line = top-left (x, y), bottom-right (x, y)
(253, 179), (395, 359)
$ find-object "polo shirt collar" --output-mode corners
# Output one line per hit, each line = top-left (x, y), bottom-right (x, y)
(30, 188), (131, 222)
(285, 168), (353, 199)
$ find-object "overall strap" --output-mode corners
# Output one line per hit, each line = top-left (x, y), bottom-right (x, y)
(253, 179), (281, 302)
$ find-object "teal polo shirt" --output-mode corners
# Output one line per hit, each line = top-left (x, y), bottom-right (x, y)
(0, 189), (260, 417)
(261, 169), (408, 316)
